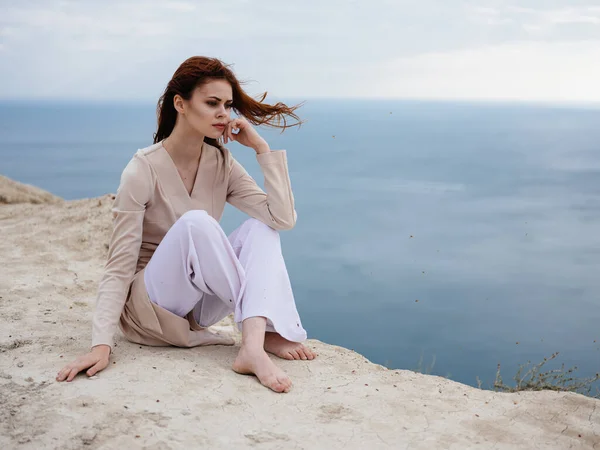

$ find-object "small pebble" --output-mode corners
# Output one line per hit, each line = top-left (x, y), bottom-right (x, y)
(17, 362), (24, 368)
(81, 429), (97, 445)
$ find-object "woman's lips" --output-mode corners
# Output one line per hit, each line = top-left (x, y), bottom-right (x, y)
(213, 124), (226, 130)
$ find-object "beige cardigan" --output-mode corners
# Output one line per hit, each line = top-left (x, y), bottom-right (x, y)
(91, 141), (297, 350)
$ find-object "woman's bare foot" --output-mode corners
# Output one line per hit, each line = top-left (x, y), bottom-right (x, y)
(232, 347), (292, 393)
(264, 332), (317, 360)
(195, 329), (235, 346)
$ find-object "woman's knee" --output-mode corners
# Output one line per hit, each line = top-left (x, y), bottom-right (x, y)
(243, 218), (279, 239)
(179, 210), (222, 237)
(179, 209), (211, 225)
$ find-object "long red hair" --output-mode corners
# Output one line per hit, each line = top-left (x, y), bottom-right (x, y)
(153, 56), (303, 149)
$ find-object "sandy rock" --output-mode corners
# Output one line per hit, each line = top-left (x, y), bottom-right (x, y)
(0, 175), (64, 205)
(0, 177), (598, 449)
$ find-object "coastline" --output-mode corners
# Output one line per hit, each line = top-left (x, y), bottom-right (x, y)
(0, 176), (598, 449)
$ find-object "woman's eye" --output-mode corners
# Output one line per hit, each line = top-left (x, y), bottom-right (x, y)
(207, 102), (232, 109)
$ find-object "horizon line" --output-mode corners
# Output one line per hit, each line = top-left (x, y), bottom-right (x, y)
(1, 96), (600, 108)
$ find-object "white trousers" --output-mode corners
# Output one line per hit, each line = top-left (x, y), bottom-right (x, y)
(143, 210), (308, 343)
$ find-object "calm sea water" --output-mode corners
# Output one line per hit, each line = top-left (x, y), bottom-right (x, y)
(2, 99), (599, 391)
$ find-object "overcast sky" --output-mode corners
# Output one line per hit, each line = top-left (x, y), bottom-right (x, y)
(1, 0), (600, 102)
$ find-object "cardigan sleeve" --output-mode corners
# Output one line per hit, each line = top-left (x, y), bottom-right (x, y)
(226, 150), (297, 230)
(91, 154), (153, 351)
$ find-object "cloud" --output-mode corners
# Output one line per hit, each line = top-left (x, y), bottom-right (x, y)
(373, 40), (600, 102)
(469, 4), (600, 35)
(1, 0), (600, 102)
(162, 1), (197, 12)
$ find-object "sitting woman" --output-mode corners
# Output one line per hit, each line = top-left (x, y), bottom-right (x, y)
(56, 56), (315, 393)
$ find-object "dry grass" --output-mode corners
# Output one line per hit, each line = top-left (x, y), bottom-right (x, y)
(493, 352), (600, 399)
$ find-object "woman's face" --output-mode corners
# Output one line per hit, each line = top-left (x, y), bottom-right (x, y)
(177, 79), (233, 139)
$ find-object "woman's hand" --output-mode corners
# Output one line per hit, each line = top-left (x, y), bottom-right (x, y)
(56, 345), (111, 382)
(223, 117), (270, 154)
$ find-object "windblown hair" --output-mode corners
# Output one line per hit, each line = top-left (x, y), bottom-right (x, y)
(153, 56), (303, 148)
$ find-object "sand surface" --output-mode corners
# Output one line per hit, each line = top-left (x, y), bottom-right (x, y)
(0, 177), (598, 449)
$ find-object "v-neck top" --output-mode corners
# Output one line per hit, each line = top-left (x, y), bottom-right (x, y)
(162, 142), (204, 199)
(91, 141), (297, 349)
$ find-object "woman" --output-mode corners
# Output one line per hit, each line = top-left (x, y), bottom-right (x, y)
(56, 56), (315, 393)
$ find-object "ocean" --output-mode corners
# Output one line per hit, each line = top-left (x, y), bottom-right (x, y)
(2, 99), (599, 392)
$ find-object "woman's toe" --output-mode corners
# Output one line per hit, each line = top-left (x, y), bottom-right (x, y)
(297, 347), (308, 360)
(267, 377), (285, 392)
(280, 376), (292, 391)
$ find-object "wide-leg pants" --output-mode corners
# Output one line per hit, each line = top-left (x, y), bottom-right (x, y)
(143, 210), (308, 343)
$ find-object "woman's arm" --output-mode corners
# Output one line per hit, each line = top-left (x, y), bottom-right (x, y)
(91, 154), (153, 350)
(227, 150), (297, 230)
(224, 117), (297, 230)
(57, 153), (152, 382)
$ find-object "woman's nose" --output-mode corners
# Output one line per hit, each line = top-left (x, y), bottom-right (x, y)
(216, 106), (228, 117)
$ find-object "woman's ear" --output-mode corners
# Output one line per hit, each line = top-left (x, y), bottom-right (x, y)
(173, 94), (185, 114)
